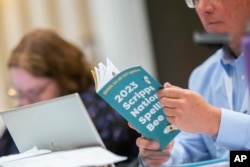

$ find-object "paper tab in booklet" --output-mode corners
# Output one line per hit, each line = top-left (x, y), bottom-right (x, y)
(91, 58), (180, 150)
(91, 58), (120, 91)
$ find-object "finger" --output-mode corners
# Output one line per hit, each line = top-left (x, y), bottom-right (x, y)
(158, 87), (183, 99)
(140, 148), (171, 166)
(166, 115), (176, 125)
(128, 123), (134, 129)
(163, 107), (176, 117)
(163, 82), (172, 88)
(164, 82), (183, 89)
(159, 96), (179, 109)
(140, 150), (170, 160)
(141, 155), (169, 167)
(136, 137), (160, 150)
(140, 140), (174, 167)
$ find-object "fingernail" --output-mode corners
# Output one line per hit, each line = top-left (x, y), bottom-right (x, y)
(164, 82), (172, 87)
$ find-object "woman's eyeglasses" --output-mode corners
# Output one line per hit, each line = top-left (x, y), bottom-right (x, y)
(8, 81), (52, 103)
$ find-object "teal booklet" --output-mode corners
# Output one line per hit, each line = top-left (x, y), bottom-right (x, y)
(91, 58), (180, 150)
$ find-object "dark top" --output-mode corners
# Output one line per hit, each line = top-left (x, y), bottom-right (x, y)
(0, 85), (139, 166)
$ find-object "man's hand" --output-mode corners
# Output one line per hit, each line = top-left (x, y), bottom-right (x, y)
(137, 136), (174, 167)
(158, 82), (221, 136)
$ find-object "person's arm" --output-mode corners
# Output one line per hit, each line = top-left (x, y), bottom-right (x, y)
(216, 108), (250, 150)
(137, 131), (214, 166)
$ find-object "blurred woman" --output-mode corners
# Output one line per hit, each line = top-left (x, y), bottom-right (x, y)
(1, 28), (139, 166)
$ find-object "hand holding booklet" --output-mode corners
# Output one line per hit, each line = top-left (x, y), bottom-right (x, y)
(91, 58), (180, 150)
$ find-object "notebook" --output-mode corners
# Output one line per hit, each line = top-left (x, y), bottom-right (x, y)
(0, 93), (105, 153)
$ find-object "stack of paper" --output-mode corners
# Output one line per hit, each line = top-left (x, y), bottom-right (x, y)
(91, 58), (120, 91)
(0, 146), (127, 167)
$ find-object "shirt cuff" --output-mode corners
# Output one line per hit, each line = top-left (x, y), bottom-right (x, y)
(216, 108), (250, 150)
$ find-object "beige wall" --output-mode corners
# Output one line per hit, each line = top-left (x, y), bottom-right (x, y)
(0, 0), (155, 136)
(0, 0), (94, 111)
(0, 0), (155, 112)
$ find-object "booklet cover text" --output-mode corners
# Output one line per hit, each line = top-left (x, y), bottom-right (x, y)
(91, 59), (180, 150)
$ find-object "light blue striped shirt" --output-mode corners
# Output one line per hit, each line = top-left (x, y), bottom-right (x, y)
(139, 47), (250, 166)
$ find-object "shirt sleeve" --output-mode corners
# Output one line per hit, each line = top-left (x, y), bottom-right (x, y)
(215, 108), (250, 150)
(138, 132), (213, 166)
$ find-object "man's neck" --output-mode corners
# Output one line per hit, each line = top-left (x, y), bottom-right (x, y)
(223, 45), (239, 58)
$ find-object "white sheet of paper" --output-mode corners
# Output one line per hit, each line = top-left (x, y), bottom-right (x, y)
(0, 146), (127, 167)
(0, 146), (51, 164)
